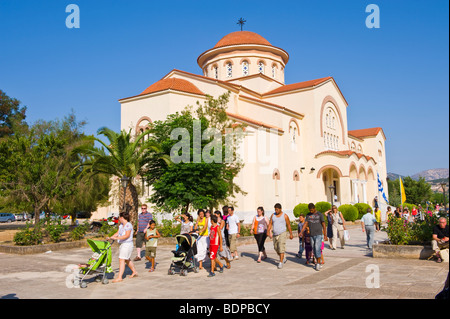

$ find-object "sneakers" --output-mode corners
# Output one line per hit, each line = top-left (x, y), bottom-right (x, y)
(133, 256), (141, 261)
(207, 272), (216, 277)
(315, 263), (321, 271)
(277, 262), (283, 269)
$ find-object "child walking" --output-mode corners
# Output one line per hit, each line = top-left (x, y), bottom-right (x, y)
(145, 220), (160, 272)
(208, 215), (224, 277)
(304, 226), (312, 265)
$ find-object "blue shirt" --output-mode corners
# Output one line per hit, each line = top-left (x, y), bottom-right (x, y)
(361, 213), (377, 226)
(138, 212), (153, 232)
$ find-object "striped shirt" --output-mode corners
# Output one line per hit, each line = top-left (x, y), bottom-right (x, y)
(137, 212), (153, 232)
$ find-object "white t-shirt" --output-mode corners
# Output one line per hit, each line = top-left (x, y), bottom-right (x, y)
(118, 222), (133, 244)
(227, 214), (240, 235)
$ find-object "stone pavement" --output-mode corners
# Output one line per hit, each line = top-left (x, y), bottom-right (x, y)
(0, 225), (447, 299)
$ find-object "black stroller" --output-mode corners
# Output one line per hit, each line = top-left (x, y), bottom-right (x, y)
(168, 233), (199, 276)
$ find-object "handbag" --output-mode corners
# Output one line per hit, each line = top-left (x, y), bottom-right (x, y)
(344, 230), (350, 241)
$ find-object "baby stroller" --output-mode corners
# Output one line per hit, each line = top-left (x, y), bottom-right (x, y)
(168, 233), (199, 276)
(75, 239), (113, 288)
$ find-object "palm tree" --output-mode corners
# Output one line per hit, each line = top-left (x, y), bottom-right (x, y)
(75, 127), (171, 227)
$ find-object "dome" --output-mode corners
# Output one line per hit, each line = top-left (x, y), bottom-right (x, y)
(213, 31), (272, 48)
(197, 31), (289, 68)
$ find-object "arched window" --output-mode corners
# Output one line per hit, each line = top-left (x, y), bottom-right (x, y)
(323, 105), (341, 151)
(226, 62), (232, 78)
(258, 61), (264, 74)
(272, 64), (277, 78)
(242, 60), (249, 76)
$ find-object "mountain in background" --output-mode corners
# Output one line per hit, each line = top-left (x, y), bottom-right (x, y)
(411, 168), (449, 181)
(388, 168), (448, 181)
(387, 168), (449, 193)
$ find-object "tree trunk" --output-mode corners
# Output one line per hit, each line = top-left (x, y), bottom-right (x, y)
(119, 182), (139, 229)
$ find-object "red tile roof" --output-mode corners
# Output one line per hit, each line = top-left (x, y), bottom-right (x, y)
(140, 78), (205, 96)
(263, 77), (332, 96)
(348, 127), (383, 139)
(214, 31), (272, 48)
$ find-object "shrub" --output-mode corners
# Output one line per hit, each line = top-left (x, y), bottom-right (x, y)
(384, 215), (412, 245)
(293, 203), (309, 218)
(98, 221), (118, 238)
(384, 214), (447, 245)
(158, 219), (181, 237)
(354, 203), (372, 219)
(409, 214), (441, 244)
(240, 224), (252, 236)
(338, 204), (358, 222)
(45, 219), (68, 243)
(315, 201), (331, 214)
(13, 222), (44, 246)
(69, 221), (90, 241)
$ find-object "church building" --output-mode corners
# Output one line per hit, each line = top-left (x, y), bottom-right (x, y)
(118, 30), (388, 221)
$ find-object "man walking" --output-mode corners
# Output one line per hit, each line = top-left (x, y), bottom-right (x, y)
(361, 208), (377, 250)
(300, 203), (327, 271)
(226, 206), (241, 260)
(267, 203), (293, 269)
(134, 204), (153, 261)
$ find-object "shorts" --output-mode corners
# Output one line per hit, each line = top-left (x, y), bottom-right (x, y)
(136, 232), (146, 248)
(145, 246), (157, 258)
(273, 231), (287, 254)
(118, 243), (133, 260)
(209, 245), (219, 260)
(228, 234), (237, 252)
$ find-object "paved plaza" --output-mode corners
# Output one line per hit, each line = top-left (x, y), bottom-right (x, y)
(0, 224), (447, 300)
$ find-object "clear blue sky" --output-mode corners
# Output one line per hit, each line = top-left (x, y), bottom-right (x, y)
(0, 0), (448, 177)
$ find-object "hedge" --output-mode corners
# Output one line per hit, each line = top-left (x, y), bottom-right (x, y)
(338, 204), (358, 222)
(354, 203), (372, 219)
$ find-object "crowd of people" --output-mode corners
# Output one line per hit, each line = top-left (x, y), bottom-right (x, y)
(106, 201), (448, 282)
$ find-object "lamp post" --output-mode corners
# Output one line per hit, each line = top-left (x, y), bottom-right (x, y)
(120, 175), (130, 212)
(328, 185), (336, 207)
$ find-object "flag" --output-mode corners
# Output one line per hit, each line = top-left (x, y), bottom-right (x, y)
(377, 172), (389, 204)
(399, 177), (406, 204)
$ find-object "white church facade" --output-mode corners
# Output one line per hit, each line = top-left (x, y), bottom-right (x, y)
(112, 30), (388, 222)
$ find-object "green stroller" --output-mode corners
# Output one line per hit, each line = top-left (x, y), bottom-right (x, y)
(75, 239), (113, 288)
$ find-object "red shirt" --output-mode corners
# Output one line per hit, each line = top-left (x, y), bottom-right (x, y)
(209, 225), (220, 246)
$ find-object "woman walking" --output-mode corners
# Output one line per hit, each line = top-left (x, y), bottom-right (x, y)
(329, 205), (346, 249)
(214, 211), (231, 269)
(195, 209), (209, 270)
(108, 211), (138, 282)
(324, 209), (334, 249)
(250, 207), (269, 262)
(175, 212), (194, 234)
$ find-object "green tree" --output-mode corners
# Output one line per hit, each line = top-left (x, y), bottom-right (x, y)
(0, 113), (88, 224)
(388, 177), (433, 206)
(74, 127), (170, 226)
(0, 89), (28, 139)
(145, 93), (245, 213)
